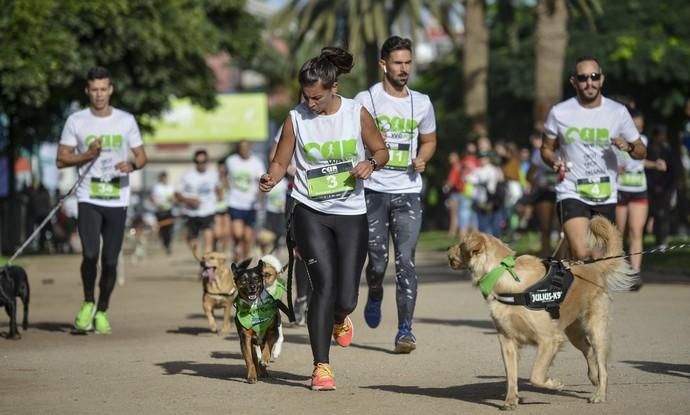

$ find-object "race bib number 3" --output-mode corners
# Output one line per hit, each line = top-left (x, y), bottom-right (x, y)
(576, 176), (611, 202)
(306, 161), (355, 201)
(385, 143), (410, 171)
(90, 177), (122, 200)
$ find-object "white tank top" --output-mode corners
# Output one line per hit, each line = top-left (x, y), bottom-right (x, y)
(289, 97), (366, 215)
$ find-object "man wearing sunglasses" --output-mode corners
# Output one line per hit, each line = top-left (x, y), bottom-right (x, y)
(541, 56), (646, 260)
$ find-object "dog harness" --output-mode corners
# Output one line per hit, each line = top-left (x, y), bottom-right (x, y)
(235, 278), (285, 337)
(480, 257), (574, 319)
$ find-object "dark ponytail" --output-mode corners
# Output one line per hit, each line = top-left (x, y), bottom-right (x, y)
(298, 47), (354, 89)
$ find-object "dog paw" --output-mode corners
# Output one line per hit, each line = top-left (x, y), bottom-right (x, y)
(219, 328), (231, 336)
(543, 378), (564, 391)
(247, 376), (257, 384)
(500, 400), (518, 411)
(588, 392), (606, 403)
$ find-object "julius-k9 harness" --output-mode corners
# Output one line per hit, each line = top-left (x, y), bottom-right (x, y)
(479, 256), (574, 319)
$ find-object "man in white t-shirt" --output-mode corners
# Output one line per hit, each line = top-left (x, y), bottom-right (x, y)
(57, 66), (148, 335)
(151, 171), (175, 255)
(541, 56), (646, 259)
(353, 36), (437, 354)
(175, 150), (221, 254)
(225, 140), (265, 260)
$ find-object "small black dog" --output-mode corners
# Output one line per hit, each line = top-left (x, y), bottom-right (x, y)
(0, 265), (30, 339)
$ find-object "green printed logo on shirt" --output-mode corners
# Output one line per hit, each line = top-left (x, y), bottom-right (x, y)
(85, 134), (124, 150)
(303, 139), (358, 163)
(376, 115), (417, 135)
(564, 127), (610, 146)
(233, 172), (252, 192)
(306, 161), (355, 201)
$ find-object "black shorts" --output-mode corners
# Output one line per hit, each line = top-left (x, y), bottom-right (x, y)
(617, 190), (648, 206)
(185, 215), (214, 238)
(535, 190), (556, 204)
(264, 211), (286, 238)
(557, 198), (615, 225)
(227, 207), (257, 227)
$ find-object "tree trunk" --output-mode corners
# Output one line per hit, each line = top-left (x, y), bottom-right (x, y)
(463, 0), (489, 136)
(534, 0), (568, 131)
(364, 40), (380, 87)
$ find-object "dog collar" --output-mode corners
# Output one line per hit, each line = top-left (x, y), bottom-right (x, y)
(479, 256), (521, 299)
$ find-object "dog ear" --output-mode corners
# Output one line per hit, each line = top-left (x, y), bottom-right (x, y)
(463, 233), (485, 257)
(237, 258), (252, 269)
(257, 260), (264, 273)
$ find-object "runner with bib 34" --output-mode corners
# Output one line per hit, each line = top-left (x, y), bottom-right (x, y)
(541, 56), (646, 260)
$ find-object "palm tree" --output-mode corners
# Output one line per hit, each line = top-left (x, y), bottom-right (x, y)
(533, 0), (602, 130)
(272, 0), (424, 86)
(462, 0), (489, 136)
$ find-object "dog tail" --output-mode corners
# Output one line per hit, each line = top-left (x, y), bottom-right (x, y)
(585, 216), (637, 291)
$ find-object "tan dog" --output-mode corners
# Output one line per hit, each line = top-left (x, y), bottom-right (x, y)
(447, 216), (635, 410)
(193, 248), (237, 335)
(260, 254), (285, 359)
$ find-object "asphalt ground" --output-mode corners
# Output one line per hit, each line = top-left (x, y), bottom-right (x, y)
(1, 240), (689, 414)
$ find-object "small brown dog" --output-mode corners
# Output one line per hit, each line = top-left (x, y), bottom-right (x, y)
(448, 216), (634, 409)
(193, 248), (237, 335)
(232, 258), (282, 384)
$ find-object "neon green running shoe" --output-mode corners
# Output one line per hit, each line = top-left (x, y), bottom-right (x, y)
(94, 311), (112, 335)
(74, 302), (96, 331)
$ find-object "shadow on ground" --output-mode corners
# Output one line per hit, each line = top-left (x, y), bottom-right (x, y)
(623, 360), (690, 380)
(362, 378), (591, 409)
(155, 360), (310, 388)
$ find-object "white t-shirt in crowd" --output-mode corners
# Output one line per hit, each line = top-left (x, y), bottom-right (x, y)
(59, 108), (143, 208)
(289, 97), (366, 215)
(543, 96), (639, 205)
(616, 134), (648, 193)
(152, 182), (175, 211)
(176, 169), (219, 217)
(225, 153), (265, 211)
(353, 82), (436, 194)
(265, 178), (288, 214)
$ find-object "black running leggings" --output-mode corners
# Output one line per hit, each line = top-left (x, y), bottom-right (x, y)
(77, 203), (128, 312)
(293, 204), (368, 364)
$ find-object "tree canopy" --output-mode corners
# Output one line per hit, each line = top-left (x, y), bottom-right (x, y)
(0, 0), (261, 147)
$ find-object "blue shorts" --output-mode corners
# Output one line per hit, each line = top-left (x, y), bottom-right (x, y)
(227, 207), (256, 227)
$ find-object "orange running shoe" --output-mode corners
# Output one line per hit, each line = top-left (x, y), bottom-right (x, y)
(332, 316), (354, 347)
(311, 363), (336, 391)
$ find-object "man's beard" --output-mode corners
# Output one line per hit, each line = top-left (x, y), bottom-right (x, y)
(386, 72), (408, 88)
(578, 86), (600, 103)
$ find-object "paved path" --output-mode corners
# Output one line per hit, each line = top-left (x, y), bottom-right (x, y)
(1, 242), (689, 414)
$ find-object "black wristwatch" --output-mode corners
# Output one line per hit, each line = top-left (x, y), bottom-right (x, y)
(368, 157), (378, 170)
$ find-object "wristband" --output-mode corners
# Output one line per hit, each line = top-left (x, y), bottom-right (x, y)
(130, 161), (138, 171)
(368, 157), (378, 170)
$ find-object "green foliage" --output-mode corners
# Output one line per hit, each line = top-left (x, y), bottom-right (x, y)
(0, 0), (261, 148)
(567, 0), (690, 123)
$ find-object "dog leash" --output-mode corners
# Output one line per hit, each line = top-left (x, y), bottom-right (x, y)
(5, 159), (97, 266)
(282, 202), (298, 323)
(559, 242), (690, 268)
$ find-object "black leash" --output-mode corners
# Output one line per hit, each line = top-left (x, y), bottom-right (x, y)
(282, 202), (298, 323)
(5, 159), (96, 266)
(560, 242), (690, 268)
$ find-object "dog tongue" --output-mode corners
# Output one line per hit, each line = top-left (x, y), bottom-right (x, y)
(206, 268), (215, 282)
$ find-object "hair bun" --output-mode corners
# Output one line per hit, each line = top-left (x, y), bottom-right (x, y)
(319, 47), (354, 75)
